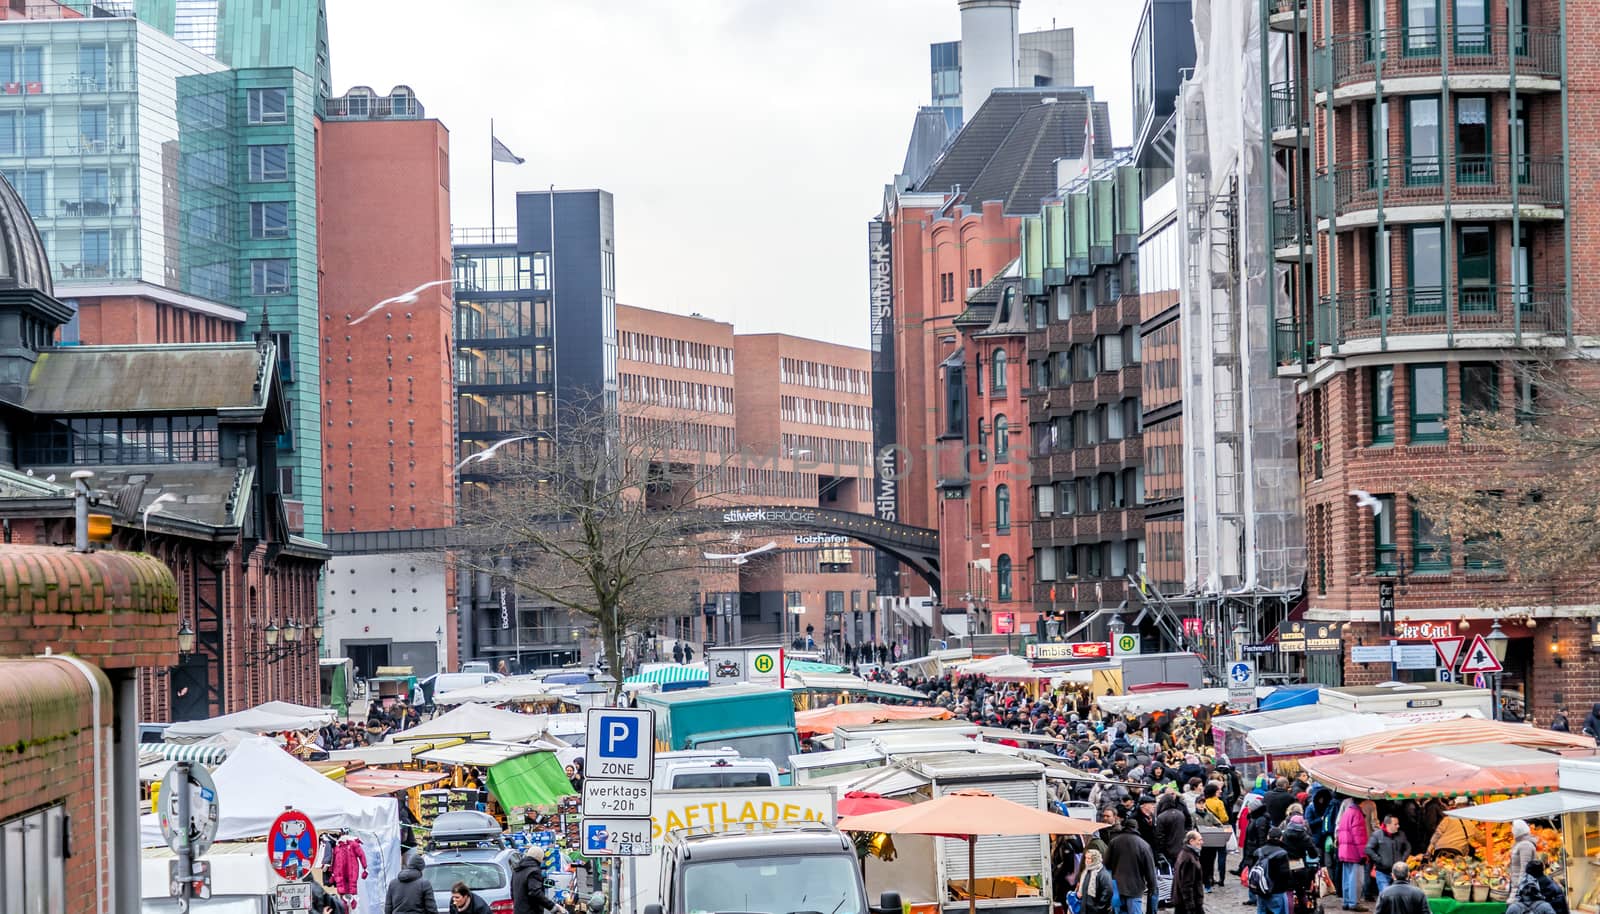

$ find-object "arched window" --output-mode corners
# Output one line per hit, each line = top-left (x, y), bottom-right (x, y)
(996, 484), (1011, 532)
(977, 418), (989, 460)
(996, 554), (1013, 602)
(992, 349), (1008, 391)
(994, 414), (1010, 459)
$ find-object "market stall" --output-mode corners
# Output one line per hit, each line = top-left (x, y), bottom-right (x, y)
(796, 702), (953, 737)
(161, 701), (336, 742)
(138, 736), (401, 914)
(785, 671), (929, 709)
(1299, 742), (1564, 800)
(432, 675), (576, 709)
(1339, 718), (1598, 755)
(1098, 685), (1272, 716)
(623, 663), (709, 691)
(388, 702), (553, 743)
(1448, 758), (1600, 913)
(892, 648), (973, 679)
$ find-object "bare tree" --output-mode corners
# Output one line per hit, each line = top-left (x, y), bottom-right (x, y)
(1411, 353), (1600, 604)
(457, 395), (748, 698)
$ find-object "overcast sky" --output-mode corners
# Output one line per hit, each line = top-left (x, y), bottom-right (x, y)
(328, 1), (1146, 349)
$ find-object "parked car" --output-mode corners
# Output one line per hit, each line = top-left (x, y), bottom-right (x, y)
(423, 811), (575, 912)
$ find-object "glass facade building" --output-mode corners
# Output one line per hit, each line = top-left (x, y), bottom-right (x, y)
(175, 64), (321, 536)
(0, 17), (222, 287)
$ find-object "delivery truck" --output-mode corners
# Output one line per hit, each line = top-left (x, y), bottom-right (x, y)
(624, 785), (838, 914)
(636, 684), (800, 783)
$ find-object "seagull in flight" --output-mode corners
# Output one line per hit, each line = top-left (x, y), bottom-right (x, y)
(143, 492), (179, 535)
(1350, 490), (1384, 516)
(454, 435), (538, 472)
(703, 541), (778, 565)
(349, 279), (452, 325)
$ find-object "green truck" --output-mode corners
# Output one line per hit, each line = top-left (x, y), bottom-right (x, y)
(637, 684), (800, 784)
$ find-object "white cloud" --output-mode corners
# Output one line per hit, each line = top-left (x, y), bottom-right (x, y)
(327, 0), (1146, 348)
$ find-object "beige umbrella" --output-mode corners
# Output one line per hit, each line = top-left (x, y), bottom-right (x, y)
(838, 789), (1107, 914)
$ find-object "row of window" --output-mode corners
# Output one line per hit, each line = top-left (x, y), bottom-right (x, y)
(779, 357), (867, 394)
(622, 415), (738, 455)
(455, 347), (551, 387)
(1035, 468), (1145, 516)
(703, 465), (819, 500)
(779, 548), (877, 576)
(1368, 361), (1535, 445)
(621, 331), (734, 375)
(1036, 538), (1146, 583)
(1032, 398), (1144, 454)
(618, 373), (734, 415)
(457, 391), (552, 435)
(780, 433), (871, 468)
(1372, 0), (1536, 51)
(19, 415), (220, 465)
(1369, 495), (1503, 574)
(780, 396), (870, 430)
(455, 298), (551, 341)
(453, 252), (550, 294)
(1364, 222), (1532, 311)
(970, 554), (1017, 602)
(1037, 261), (1133, 326)
(1031, 329), (1142, 389)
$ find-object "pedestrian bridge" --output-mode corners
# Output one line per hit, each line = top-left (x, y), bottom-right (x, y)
(324, 505), (941, 590)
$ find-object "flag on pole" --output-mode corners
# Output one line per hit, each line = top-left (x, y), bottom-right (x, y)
(492, 135), (525, 165)
(1077, 107), (1095, 179)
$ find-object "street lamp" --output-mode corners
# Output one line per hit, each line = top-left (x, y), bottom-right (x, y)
(283, 620), (300, 643)
(1108, 613), (1126, 638)
(1231, 619), (1249, 663)
(176, 618), (196, 655)
(263, 620), (280, 647)
(1486, 619), (1510, 721)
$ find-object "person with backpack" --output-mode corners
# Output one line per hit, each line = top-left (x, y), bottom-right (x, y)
(1249, 829), (1294, 914)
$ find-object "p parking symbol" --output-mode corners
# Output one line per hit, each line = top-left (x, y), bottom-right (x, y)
(600, 716), (639, 758)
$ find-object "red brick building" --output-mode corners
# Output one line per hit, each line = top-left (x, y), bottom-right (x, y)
(1271, 0), (1597, 718)
(882, 88), (1111, 639)
(616, 305), (881, 652)
(317, 88), (458, 676)
(0, 545), (180, 911)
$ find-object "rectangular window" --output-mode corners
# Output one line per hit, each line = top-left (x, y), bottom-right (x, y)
(81, 229), (109, 271)
(248, 145), (288, 182)
(1408, 225), (1443, 313)
(1455, 97), (1490, 184)
(254, 330), (293, 382)
(1406, 97), (1441, 184)
(250, 258), (290, 295)
(1454, 0), (1489, 52)
(20, 110), (41, 156)
(1374, 494), (1398, 572)
(1404, 0), (1440, 55)
(1515, 375), (1540, 424)
(1460, 363), (1500, 414)
(4, 169), (42, 216)
(0, 804), (67, 913)
(1036, 485), (1055, 517)
(78, 106), (107, 149)
(1412, 501), (1451, 572)
(278, 466), (295, 496)
(1370, 366), (1395, 444)
(249, 201), (289, 239)
(1456, 224), (1494, 312)
(1410, 363), (1447, 442)
(1038, 547), (1057, 582)
(247, 87), (288, 124)
(1369, 226), (1392, 316)
(1464, 492), (1505, 570)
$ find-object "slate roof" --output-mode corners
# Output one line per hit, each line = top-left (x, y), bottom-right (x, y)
(23, 464), (253, 532)
(901, 106), (961, 184)
(918, 88), (1114, 217)
(21, 343), (272, 415)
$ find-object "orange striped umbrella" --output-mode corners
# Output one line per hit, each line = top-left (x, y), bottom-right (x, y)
(1338, 718), (1597, 755)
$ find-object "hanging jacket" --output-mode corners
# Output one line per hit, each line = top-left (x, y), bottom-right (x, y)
(333, 839), (368, 895)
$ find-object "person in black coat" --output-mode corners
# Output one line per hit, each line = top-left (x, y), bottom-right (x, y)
(384, 853), (437, 914)
(1107, 819), (1160, 914)
(1262, 779), (1295, 827)
(1584, 703), (1600, 745)
(1156, 793), (1191, 862)
(1173, 831), (1207, 914)
(510, 853), (562, 914)
(1375, 863), (1431, 914)
(449, 883), (492, 914)
(1526, 861), (1571, 914)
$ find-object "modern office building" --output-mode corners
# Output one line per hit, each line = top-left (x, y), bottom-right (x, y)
(317, 85), (455, 677)
(1256, 0), (1595, 715)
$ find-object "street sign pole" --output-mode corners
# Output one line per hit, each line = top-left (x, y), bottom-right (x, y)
(176, 761), (192, 914)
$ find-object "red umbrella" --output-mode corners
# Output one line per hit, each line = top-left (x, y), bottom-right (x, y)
(838, 791), (910, 817)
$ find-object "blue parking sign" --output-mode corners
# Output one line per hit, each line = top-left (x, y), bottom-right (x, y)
(583, 708), (653, 780)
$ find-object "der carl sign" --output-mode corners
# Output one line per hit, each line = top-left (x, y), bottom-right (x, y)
(584, 708), (654, 781)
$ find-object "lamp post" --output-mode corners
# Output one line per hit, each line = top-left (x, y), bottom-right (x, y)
(1231, 619), (1249, 663)
(176, 618), (196, 655)
(1486, 619), (1510, 721)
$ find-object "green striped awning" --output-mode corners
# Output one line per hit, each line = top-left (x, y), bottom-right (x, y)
(785, 660), (846, 674)
(148, 743), (228, 765)
(624, 664), (709, 685)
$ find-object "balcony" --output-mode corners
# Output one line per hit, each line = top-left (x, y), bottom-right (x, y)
(1269, 81), (1308, 145)
(1097, 438), (1141, 470)
(1319, 284), (1565, 347)
(1092, 295), (1141, 335)
(1324, 27), (1562, 95)
(1272, 201), (1310, 259)
(1325, 155), (1563, 223)
(1267, 0), (1306, 32)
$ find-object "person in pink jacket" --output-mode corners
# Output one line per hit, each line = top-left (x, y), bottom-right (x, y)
(1336, 798), (1370, 911)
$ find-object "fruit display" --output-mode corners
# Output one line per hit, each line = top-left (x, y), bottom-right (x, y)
(1405, 822), (1564, 898)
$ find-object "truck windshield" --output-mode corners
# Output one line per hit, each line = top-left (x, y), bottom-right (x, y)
(681, 854), (864, 914)
(695, 733), (799, 773)
(672, 770), (773, 789)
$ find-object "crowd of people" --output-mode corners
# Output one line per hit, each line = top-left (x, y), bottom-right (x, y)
(900, 671), (1575, 914)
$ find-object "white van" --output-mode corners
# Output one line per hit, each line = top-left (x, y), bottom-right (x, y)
(652, 749), (781, 790)
(427, 671), (502, 706)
